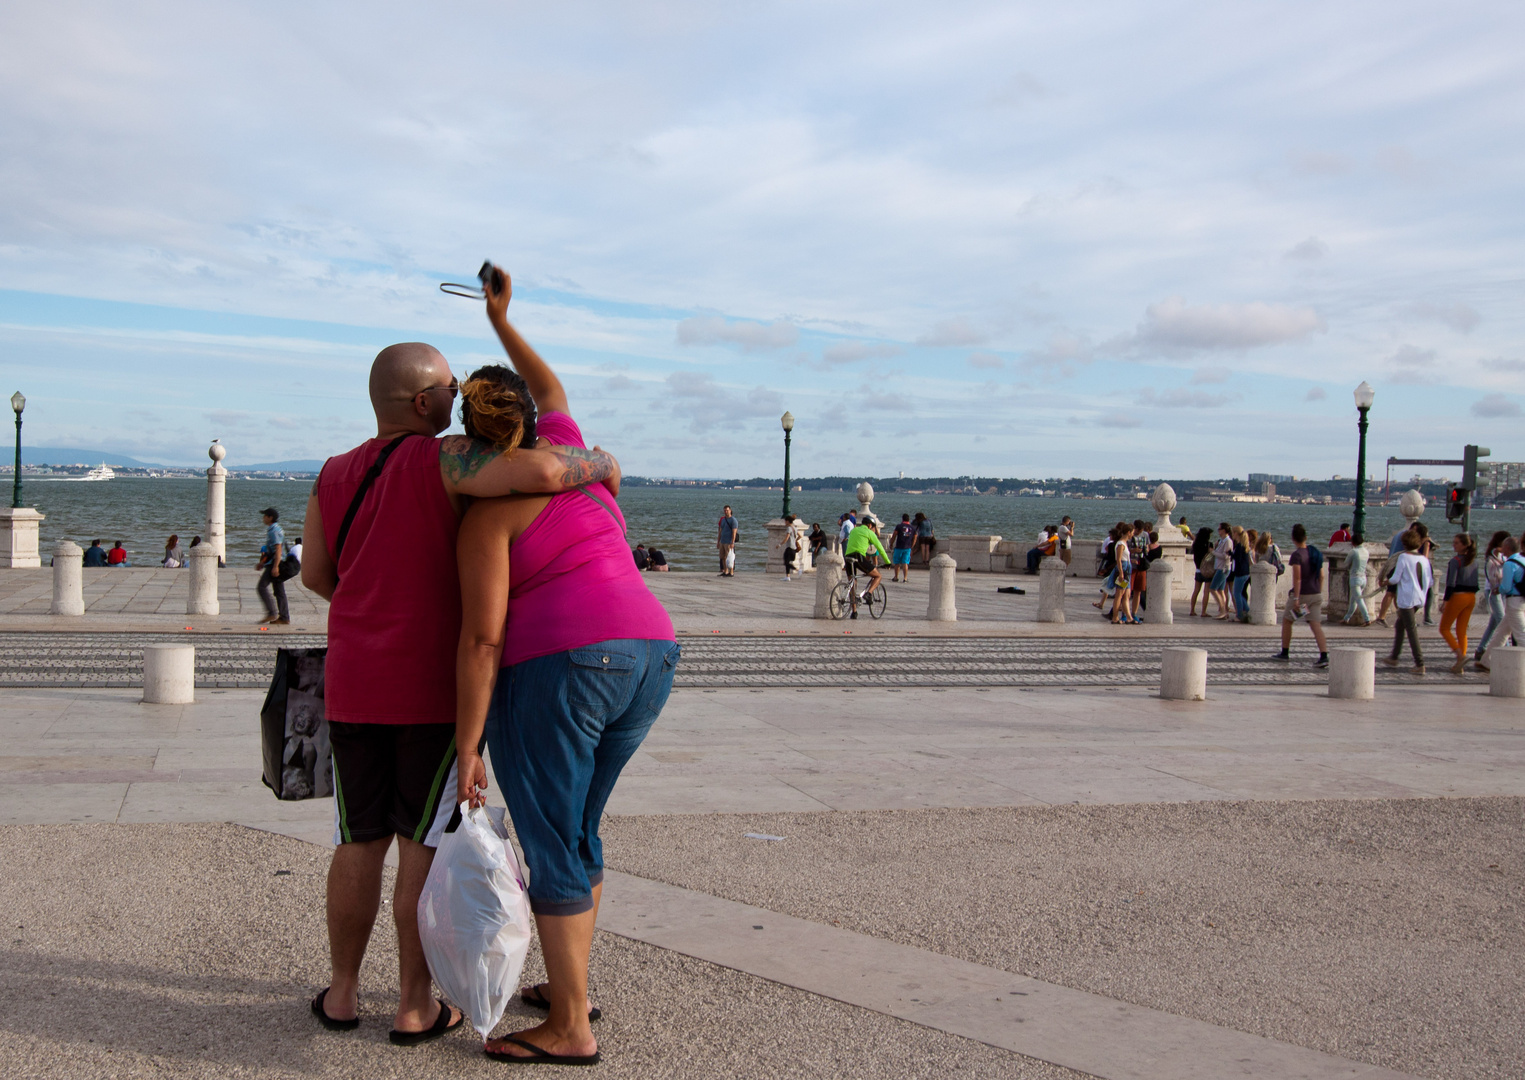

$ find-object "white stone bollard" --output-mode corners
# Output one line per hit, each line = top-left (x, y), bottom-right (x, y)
(142, 645), (195, 704)
(1489, 649), (1525, 698)
(187, 544), (220, 615)
(1037, 555), (1066, 623)
(927, 553), (957, 621)
(813, 546), (845, 619)
(50, 540), (85, 615)
(1144, 560), (1174, 624)
(206, 440), (228, 566)
(1248, 562), (1278, 625)
(1327, 648), (1375, 700)
(1159, 647), (1208, 701)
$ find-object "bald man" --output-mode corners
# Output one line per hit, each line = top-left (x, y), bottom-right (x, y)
(301, 338), (618, 1042)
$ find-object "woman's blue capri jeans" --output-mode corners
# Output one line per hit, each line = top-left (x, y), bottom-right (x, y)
(486, 638), (680, 916)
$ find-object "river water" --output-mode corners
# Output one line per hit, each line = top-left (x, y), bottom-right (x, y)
(21, 478), (1524, 572)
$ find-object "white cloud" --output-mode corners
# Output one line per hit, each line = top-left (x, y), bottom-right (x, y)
(1132, 298), (1326, 352)
(665, 371), (782, 431)
(1284, 237), (1329, 261)
(1402, 300), (1480, 334)
(1471, 393), (1521, 418)
(1388, 343), (1438, 385)
(1305, 386), (1327, 401)
(915, 318), (989, 348)
(676, 316), (798, 353)
(1021, 333), (1092, 377)
(1190, 366), (1230, 384)
(967, 350), (1004, 370)
(820, 341), (901, 366)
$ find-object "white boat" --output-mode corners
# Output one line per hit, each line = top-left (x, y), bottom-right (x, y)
(81, 463), (115, 481)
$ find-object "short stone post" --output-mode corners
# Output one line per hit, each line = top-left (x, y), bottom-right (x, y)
(927, 553), (957, 621)
(206, 440), (228, 566)
(1489, 649), (1525, 698)
(0, 506), (45, 567)
(187, 544), (219, 616)
(1248, 561), (1277, 625)
(1037, 555), (1066, 623)
(1327, 648), (1375, 700)
(1144, 559), (1174, 624)
(49, 539), (84, 616)
(1159, 647), (1207, 701)
(142, 645), (195, 704)
(813, 546), (844, 619)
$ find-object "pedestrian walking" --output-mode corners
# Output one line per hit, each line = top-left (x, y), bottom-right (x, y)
(913, 512), (935, 565)
(717, 505), (739, 576)
(837, 511), (857, 550)
(1343, 540), (1371, 625)
(256, 508), (291, 625)
(889, 513), (916, 582)
(1273, 524), (1329, 667)
(1188, 527), (1213, 616)
(782, 513), (804, 580)
(1381, 530), (1433, 674)
(1473, 531), (1514, 662)
(1226, 525), (1251, 622)
(1440, 533), (1480, 674)
(1210, 522), (1233, 618)
(1414, 524), (1437, 625)
(1477, 533), (1525, 674)
(1058, 516), (1074, 567)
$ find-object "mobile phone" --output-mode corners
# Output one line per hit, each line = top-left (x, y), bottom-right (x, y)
(477, 261), (504, 296)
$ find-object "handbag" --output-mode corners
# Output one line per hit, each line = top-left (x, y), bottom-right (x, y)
(260, 434), (412, 800)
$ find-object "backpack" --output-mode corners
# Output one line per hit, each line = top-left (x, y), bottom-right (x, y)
(1267, 544), (1285, 577)
(1501, 554), (1525, 598)
(1306, 545), (1323, 579)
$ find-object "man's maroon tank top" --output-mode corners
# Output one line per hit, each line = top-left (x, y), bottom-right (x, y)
(316, 436), (459, 724)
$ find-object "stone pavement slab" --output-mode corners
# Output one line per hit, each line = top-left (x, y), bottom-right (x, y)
(601, 869), (1421, 1080)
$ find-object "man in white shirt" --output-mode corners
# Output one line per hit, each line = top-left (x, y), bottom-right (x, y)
(1381, 529), (1433, 673)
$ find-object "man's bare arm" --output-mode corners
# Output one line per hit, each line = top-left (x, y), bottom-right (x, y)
(439, 436), (619, 497)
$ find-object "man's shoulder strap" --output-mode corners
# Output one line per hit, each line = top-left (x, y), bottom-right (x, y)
(333, 434), (414, 570)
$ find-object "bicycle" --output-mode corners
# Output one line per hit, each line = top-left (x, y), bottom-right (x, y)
(829, 560), (887, 620)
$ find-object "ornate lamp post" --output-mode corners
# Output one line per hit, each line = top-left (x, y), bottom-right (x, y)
(1352, 381), (1375, 544)
(10, 391), (24, 509)
(780, 411), (795, 517)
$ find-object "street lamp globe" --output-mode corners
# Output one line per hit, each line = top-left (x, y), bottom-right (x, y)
(1353, 381), (1375, 410)
(10, 391), (24, 415)
(781, 411), (794, 432)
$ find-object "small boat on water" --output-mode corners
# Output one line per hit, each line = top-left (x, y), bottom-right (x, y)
(81, 463), (116, 481)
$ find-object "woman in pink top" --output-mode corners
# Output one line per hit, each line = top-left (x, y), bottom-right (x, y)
(454, 266), (677, 1066)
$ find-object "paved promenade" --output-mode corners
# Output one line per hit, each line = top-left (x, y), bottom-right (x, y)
(1, 567), (1520, 1079)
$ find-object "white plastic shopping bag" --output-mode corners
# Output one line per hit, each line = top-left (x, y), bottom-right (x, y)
(418, 803), (534, 1039)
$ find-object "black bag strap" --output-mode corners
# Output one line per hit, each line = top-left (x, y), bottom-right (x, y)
(332, 434), (413, 574)
(572, 483), (626, 538)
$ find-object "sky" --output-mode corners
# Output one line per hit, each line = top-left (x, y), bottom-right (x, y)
(1, 1), (1521, 478)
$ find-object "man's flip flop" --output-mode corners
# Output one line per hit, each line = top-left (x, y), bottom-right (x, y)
(521, 983), (602, 1022)
(388, 998), (464, 1046)
(311, 987), (360, 1031)
(485, 1035), (601, 1066)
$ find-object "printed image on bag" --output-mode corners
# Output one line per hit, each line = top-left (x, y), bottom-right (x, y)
(261, 647), (332, 800)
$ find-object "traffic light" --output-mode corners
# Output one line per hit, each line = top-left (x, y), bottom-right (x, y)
(1463, 444), (1490, 491)
(1446, 486), (1469, 523)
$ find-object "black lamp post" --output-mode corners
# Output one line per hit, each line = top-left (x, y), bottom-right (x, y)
(780, 411), (794, 517)
(1352, 381), (1374, 544)
(9, 391), (23, 510)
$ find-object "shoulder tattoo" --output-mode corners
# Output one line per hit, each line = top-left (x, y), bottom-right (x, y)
(440, 436), (502, 484)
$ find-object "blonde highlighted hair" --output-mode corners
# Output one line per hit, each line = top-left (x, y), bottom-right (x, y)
(459, 364), (537, 452)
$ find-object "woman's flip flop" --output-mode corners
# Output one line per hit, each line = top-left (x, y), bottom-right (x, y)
(486, 1035), (601, 1066)
(388, 997), (465, 1046)
(521, 982), (602, 1022)
(311, 987), (359, 1031)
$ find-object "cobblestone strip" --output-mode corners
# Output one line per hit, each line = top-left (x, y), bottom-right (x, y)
(0, 632), (1477, 689)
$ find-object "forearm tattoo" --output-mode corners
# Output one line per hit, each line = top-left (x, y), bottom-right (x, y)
(439, 435), (500, 484)
(552, 446), (615, 488)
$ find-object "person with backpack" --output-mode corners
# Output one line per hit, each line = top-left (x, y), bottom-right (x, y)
(889, 513), (916, 582)
(1473, 532), (1514, 662)
(1476, 531), (1525, 674)
(1273, 524), (1328, 667)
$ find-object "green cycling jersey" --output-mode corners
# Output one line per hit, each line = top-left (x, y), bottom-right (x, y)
(844, 524), (891, 563)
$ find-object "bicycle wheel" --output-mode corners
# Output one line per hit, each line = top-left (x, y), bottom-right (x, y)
(866, 583), (887, 619)
(829, 580), (852, 620)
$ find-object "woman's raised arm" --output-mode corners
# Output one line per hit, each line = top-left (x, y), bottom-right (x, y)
(484, 263), (570, 417)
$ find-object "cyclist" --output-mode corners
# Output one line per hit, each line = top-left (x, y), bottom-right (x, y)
(843, 515), (892, 618)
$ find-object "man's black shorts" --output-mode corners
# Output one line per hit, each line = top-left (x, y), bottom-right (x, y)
(845, 552), (878, 577)
(329, 721), (458, 847)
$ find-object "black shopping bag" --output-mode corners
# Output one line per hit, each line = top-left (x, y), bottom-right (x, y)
(260, 647), (333, 800)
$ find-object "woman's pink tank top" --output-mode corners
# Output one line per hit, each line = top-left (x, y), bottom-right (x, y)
(501, 413), (674, 667)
